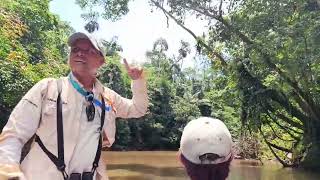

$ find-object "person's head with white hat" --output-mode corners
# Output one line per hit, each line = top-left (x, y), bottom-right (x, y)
(67, 32), (105, 82)
(179, 117), (233, 180)
(67, 32), (143, 90)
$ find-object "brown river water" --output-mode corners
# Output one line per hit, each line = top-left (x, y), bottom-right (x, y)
(103, 151), (320, 180)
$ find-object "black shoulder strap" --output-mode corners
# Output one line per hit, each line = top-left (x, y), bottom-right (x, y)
(56, 79), (64, 164)
(91, 95), (105, 173)
(57, 78), (62, 95)
(20, 134), (35, 163)
(100, 95), (105, 129)
(35, 78), (68, 180)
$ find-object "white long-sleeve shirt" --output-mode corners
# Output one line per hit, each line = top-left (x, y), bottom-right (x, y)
(0, 74), (148, 180)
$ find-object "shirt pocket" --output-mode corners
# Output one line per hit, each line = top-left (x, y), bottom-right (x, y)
(38, 98), (58, 143)
(42, 98), (57, 120)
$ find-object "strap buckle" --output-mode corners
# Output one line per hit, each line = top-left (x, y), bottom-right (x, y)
(57, 163), (66, 171)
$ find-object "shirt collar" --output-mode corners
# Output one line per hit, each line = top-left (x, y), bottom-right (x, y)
(69, 72), (103, 94)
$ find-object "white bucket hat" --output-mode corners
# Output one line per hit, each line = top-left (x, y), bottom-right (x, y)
(180, 117), (233, 164)
(68, 32), (105, 58)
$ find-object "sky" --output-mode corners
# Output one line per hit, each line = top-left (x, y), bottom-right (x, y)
(49, 0), (208, 67)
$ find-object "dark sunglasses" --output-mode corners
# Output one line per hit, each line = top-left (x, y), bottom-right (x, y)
(71, 46), (103, 57)
(85, 92), (95, 122)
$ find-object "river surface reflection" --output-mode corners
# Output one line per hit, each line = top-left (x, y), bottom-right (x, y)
(103, 151), (320, 180)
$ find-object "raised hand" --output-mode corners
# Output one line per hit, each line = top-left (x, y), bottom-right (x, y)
(123, 58), (143, 80)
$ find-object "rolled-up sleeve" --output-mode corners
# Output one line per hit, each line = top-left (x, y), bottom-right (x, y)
(0, 78), (51, 164)
(111, 77), (148, 118)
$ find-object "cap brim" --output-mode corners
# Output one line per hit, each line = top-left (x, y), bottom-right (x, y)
(68, 32), (90, 46)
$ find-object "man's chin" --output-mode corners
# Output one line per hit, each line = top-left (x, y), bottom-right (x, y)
(73, 69), (98, 77)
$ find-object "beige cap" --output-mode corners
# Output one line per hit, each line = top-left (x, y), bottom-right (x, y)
(180, 117), (233, 164)
(68, 32), (105, 58)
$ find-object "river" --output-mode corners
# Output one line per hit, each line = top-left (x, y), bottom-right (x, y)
(102, 151), (320, 180)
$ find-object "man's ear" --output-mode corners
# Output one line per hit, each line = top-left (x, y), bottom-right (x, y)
(99, 56), (105, 66)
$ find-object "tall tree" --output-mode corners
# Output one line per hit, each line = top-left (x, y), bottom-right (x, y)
(0, 0), (72, 130)
(77, 0), (320, 169)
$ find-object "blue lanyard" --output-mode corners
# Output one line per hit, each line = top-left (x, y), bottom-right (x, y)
(68, 73), (111, 111)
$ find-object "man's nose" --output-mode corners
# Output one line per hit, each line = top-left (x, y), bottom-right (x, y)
(76, 50), (85, 57)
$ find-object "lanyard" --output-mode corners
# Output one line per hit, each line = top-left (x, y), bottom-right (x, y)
(68, 73), (111, 112)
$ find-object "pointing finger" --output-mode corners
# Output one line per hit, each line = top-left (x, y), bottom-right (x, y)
(123, 58), (130, 70)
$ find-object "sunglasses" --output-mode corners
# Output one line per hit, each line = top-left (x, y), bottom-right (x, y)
(71, 46), (103, 57)
(85, 92), (95, 122)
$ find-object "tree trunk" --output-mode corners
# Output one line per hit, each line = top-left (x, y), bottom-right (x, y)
(300, 120), (320, 170)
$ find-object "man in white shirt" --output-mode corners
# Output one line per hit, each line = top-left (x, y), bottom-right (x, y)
(0, 32), (148, 180)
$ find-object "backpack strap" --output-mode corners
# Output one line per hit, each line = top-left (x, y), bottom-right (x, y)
(56, 78), (67, 178)
(35, 78), (68, 180)
(91, 95), (105, 173)
(20, 134), (35, 163)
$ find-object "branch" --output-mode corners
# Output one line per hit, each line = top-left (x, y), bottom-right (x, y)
(268, 141), (292, 153)
(218, 0), (223, 18)
(263, 55), (320, 122)
(303, 34), (309, 57)
(151, 0), (228, 67)
(161, 9), (170, 28)
(259, 127), (294, 167)
(266, 110), (303, 138)
(181, 4), (254, 44)
(267, 90), (309, 126)
(276, 113), (304, 131)
(239, 62), (306, 130)
(290, 88), (319, 122)
(266, 121), (295, 142)
(268, 106), (305, 131)
(227, 0), (235, 13)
